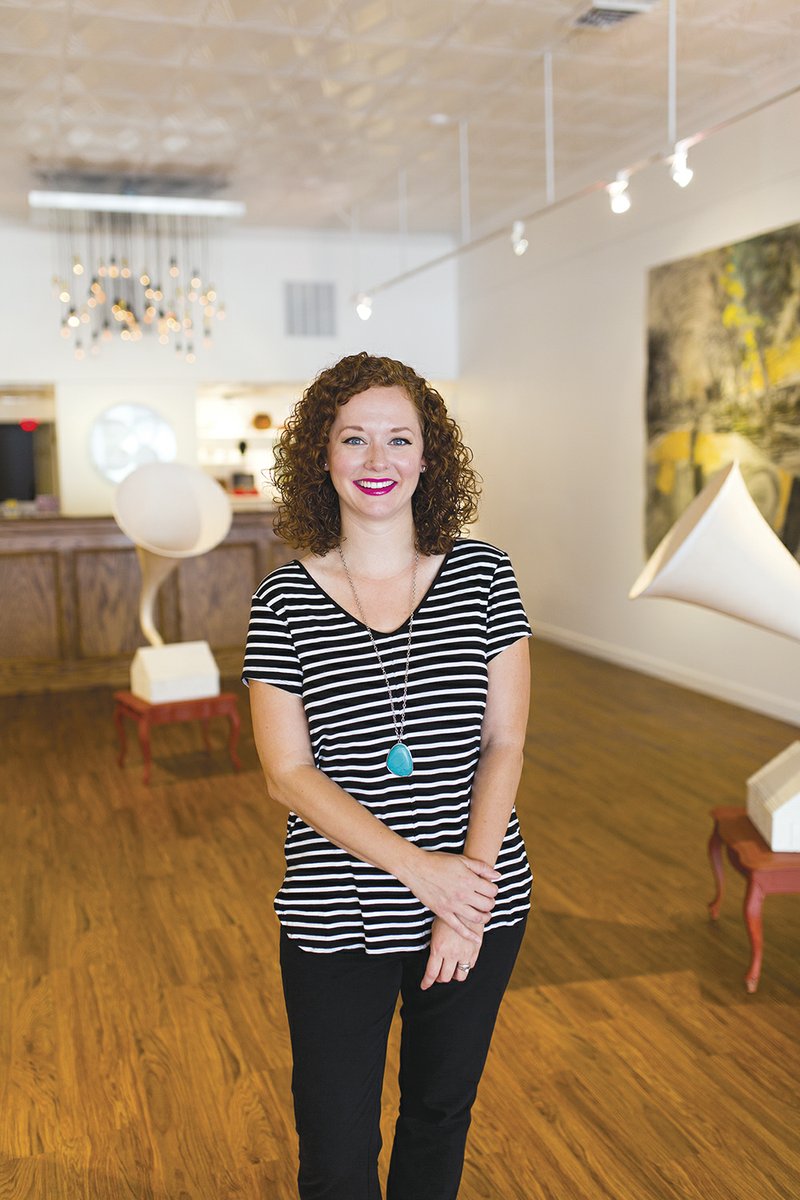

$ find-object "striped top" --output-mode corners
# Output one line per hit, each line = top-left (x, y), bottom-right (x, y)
(242, 538), (533, 954)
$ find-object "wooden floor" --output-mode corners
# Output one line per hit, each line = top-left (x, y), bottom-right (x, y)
(1, 641), (798, 1199)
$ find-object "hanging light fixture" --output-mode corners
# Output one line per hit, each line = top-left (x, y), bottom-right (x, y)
(670, 140), (694, 187)
(607, 172), (631, 214)
(30, 189), (244, 360)
(510, 220), (528, 256)
(355, 293), (373, 321)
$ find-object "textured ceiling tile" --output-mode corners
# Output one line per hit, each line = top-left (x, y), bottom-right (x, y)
(73, 0), (208, 18)
(346, 0), (394, 39)
(1, 9), (65, 51)
(0, 51), (54, 87)
(69, 16), (188, 63)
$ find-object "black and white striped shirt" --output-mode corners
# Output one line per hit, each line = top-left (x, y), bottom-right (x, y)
(242, 538), (532, 954)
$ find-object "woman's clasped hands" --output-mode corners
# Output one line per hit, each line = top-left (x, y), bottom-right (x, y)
(405, 850), (501, 989)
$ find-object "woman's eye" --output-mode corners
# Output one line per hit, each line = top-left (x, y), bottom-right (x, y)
(389, 437), (411, 445)
(343, 436), (366, 445)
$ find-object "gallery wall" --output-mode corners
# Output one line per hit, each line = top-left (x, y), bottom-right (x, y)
(457, 90), (800, 723)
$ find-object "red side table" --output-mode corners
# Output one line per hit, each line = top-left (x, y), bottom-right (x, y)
(707, 806), (800, 993)
(114, 690), (242, 785)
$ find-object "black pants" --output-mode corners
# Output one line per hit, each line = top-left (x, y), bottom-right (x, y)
(279, 918), (526, 1200)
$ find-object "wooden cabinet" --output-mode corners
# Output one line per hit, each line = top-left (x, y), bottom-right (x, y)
(0, 511), (292, 694)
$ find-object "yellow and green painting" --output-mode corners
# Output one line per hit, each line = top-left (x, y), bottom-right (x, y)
(646, 221), (800, 561)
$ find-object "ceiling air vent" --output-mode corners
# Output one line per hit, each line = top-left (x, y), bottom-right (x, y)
(284, 281), (337, 338)
(573, 1), (659, 30)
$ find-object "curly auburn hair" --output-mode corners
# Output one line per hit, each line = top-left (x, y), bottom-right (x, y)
(272, 352), (480, 556)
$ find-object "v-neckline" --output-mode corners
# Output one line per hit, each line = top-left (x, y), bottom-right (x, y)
(293, 545), (456, 636)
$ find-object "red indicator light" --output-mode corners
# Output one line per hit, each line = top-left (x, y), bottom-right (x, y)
(20, 419), (39, 432)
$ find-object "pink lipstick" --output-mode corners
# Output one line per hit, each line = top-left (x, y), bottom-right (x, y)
(353, 478), (397, 496)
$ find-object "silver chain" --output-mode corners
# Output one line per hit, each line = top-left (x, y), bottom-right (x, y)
(337, 545), (418, 744)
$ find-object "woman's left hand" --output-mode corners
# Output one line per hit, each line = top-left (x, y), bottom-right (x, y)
(420, 916), (484, 990)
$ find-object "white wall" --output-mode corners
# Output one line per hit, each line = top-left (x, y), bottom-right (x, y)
(458, 90), (800, 723)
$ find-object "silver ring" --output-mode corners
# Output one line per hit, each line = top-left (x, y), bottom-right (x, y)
(457, 962), (472, 972)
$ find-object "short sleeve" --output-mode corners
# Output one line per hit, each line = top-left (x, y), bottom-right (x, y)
(486, 554), (532, 661)
(242, 596), (304, 694)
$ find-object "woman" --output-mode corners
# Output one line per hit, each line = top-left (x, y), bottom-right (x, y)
(243, 352), (532, 1200)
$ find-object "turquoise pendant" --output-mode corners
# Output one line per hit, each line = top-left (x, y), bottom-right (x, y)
(387, 742), (413, 777)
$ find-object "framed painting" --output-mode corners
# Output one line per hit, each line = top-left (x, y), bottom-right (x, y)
(645, 222), (800, 561)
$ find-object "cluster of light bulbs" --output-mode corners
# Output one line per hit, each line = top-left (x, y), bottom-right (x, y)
(55, 254), (226, 361)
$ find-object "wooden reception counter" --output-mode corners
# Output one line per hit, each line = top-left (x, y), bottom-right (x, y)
(0, 510), (292, 695)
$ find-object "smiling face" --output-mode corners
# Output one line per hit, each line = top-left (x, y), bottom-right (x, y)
(326, 385), (425, 530)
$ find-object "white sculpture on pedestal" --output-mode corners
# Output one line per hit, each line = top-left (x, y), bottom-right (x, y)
(630, 461), (800, 851)
(114, 461), (232, 704)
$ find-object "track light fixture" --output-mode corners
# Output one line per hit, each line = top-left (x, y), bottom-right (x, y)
(607, 172), (631, 214)
(355, 293), (373, 321)
(510, 220), (528, 256)
(670, 141), (694, 187)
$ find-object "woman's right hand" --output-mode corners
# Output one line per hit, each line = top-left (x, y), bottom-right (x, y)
(404, 850), (501, 943)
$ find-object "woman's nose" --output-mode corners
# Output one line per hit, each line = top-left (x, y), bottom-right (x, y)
(364, 443), (387, 470)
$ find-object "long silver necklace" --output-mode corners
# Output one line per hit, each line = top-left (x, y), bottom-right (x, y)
(337, 545), (418, 778)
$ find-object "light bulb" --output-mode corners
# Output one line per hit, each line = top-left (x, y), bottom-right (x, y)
(60, 323), (70, 339)
(217, 304), (226, 321)
(108, 258), (119, 279)
(191, 272), (202, 289)
(670, 145), (694, 188)
(356, 293), (373, 321)
(74, 341), (85, 359)
(169, 257), (179, 278)
(67, 308), (80, 328)
(121, 259), (131, 278)
(206, 286), (217, 302)
(59, 287), (70, 303)
(72, 256), (84, 276)
(102, 322), (113, 342)
(140, 272), (151, 286)
(607, 174), (631, 214)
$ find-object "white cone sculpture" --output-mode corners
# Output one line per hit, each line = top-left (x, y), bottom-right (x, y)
(629, 461), (800, 642)
(630, 460), (800, 852)
(114, 462), (232, 702)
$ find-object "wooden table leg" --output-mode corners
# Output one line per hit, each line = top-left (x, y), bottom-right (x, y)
(743, 876), (765, 994)
(201, 718), (212, 753)
(708, 820), (725, 919)
(227, 705), (242, 772)
(137, 715), (152, 786)
(114, 703), (128, 768)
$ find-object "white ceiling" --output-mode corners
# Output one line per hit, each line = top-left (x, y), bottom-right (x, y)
(1, 0), (799, 236)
